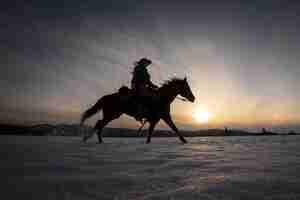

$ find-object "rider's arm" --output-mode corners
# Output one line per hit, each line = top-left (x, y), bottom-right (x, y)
(147, 80), (159, 89)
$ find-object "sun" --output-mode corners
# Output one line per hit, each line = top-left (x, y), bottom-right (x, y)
(192, 106), (211, 123)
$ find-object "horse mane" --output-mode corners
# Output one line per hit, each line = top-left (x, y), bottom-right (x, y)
(160, 77), (185, 89)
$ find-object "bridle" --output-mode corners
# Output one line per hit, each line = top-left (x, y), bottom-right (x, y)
(176, 96), (188, 102)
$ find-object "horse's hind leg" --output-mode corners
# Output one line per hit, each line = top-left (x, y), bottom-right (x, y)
(94, 118), (111, 143)
(82, 127), (96, 142)
(82, 121), (106, 143)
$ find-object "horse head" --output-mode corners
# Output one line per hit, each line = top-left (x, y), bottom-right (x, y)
(180, 77), (195, 102)
(161, 77), (195, 103)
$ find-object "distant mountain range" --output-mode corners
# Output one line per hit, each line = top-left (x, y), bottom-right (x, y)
(0, 123), (298, 137)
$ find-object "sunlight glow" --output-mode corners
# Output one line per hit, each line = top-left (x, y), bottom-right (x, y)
(192, 106), (211, 123)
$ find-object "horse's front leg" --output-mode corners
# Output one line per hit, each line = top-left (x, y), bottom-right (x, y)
(146, 119), (159, 144)
(162, 114), (187, 143)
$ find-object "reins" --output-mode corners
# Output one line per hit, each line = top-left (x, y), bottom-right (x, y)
(176, 96), (188, 101)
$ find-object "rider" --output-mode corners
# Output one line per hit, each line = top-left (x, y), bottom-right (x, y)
(131, 58), (158, 121)
(131, 57), (158, 95)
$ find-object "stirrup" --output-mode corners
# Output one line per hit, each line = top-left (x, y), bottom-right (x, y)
(134, 116), (143, 122)
(140, 119), (146, 124)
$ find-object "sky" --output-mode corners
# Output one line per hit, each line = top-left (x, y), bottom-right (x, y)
(1, 0), (300, 131)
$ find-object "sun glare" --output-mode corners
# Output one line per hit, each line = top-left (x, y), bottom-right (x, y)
(192, 106), (211, 123)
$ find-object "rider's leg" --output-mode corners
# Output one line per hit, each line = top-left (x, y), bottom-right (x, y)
(133, 84), (148, 122)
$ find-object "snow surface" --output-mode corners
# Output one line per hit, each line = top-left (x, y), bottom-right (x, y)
(1, 135), (300, 199)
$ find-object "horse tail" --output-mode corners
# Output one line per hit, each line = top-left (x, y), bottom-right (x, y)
(80, 97), (104, 125)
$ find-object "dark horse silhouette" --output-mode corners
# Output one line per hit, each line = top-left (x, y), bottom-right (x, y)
(80, 77), (195, 143)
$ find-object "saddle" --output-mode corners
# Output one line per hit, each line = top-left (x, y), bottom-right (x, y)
(118, 86), (158, 100)
(118, 86), (158, 121)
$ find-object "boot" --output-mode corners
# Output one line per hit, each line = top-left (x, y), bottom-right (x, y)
(134, 103), (145, 122)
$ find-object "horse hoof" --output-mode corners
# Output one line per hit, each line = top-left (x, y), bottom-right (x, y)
(146, 140), (151, 144)
(181, 139), (187, 144)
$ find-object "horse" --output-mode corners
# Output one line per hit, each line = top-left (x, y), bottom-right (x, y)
(80, 77), (195, 143)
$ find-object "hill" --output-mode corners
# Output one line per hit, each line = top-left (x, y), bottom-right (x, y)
(1, 123), (297, 137)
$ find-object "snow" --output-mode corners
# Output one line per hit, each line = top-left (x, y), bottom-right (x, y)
(1, 135), (300, 199)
